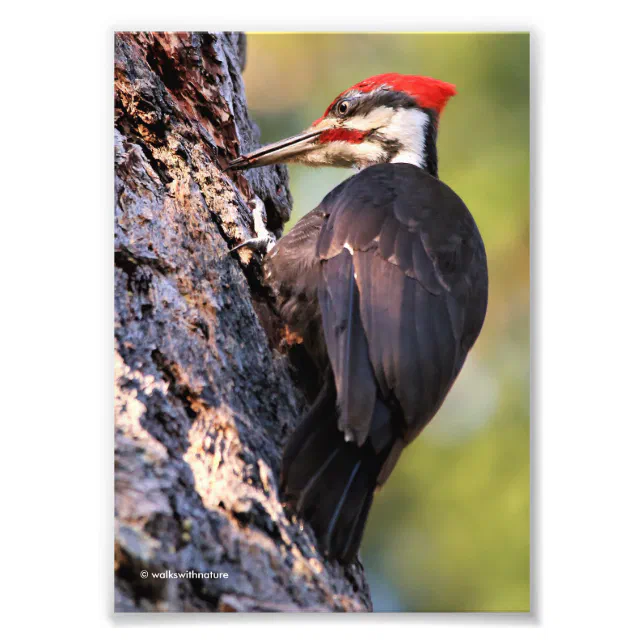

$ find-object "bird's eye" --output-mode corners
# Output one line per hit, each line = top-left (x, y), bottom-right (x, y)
(336, 100), (350, 116)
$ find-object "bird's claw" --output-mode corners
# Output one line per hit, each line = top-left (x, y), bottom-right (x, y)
(230, 197), (276, 255)
(230, 235), (274, 254)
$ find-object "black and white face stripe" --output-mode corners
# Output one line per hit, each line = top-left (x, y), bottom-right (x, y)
(228, 85), (443, 175)
(330, 88), (419, 119)
(322, 87), (439, 174)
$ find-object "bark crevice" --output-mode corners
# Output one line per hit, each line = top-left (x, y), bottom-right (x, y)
(114, 31), (371, 612)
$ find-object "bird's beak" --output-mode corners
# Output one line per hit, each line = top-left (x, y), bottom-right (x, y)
(226, 124), (334, 171)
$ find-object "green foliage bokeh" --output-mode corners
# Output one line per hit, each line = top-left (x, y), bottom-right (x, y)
(244, 33), (530, 612)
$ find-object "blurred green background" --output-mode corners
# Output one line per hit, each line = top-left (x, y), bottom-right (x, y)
(244, 33), (530, 612)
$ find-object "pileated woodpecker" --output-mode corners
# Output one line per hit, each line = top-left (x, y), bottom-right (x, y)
(228, 73), (488, 563)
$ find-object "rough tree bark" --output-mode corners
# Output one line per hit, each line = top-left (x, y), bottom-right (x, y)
(114, 31), (372, 612)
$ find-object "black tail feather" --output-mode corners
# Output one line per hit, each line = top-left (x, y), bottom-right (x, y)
(339, 486), (374, 562)
(280, 384), (394, 563)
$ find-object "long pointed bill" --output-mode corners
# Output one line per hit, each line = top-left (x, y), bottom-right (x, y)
(226, 127), (333, 171)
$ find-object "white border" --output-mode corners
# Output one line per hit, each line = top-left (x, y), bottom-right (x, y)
(3, 1), (642, 638)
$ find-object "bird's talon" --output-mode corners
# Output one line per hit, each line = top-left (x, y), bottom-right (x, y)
(230, 197), (276, 255)
(230, 236), (273, 254)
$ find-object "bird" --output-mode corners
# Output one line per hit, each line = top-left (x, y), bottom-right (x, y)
(227, 73), (488, 563)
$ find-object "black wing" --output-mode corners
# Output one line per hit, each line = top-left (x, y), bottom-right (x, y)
(263, 208), (327, 361)
(316, 163), (488, 446)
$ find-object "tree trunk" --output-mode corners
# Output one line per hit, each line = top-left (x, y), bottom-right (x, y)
(113, 31), (372, 613)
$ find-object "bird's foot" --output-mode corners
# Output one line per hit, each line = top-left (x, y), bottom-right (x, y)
(230, 197), (276, 254)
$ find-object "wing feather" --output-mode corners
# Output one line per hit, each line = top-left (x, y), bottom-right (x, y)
(377, 214), (400, 261)
(319, 251), (376, 445)
(314, 163), (487, 444)
(412, 236), (443, 294)
(392, 225), (415, 274)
